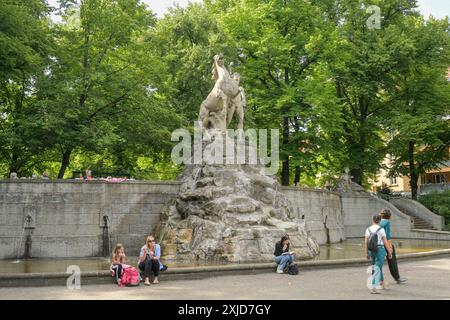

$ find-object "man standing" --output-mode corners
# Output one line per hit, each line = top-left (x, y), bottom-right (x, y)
(379, 209), (407, 284)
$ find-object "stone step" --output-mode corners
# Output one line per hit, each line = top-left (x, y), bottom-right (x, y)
(411, 216), (437, 230)
(390, 201), (437, 230)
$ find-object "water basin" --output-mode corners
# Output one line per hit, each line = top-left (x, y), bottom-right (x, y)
(1, 238), (448, 274)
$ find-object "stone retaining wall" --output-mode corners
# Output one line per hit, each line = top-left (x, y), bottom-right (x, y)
(0, 181), (347, 259)
(4, 181), (447, 259)
(0, 180), (181, 259)
(390, 198), (445, 230)
(282, 187), (344, 244)
(341, 192), (412, 238)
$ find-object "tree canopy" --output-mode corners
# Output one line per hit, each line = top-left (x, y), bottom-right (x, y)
(0, 0), (449, 191)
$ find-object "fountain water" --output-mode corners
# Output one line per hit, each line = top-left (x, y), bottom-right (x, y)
(102, 215), (111, 258)
(11, 215), (32, 263)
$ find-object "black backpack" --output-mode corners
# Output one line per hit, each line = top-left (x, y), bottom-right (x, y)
(367, 227), (382, 252)
(287, 263), (299, 275)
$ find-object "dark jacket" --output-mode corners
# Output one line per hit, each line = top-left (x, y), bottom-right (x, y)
(274, 241), (290, 257)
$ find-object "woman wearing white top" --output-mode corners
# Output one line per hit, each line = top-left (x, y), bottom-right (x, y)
(365, 215), (392, 294)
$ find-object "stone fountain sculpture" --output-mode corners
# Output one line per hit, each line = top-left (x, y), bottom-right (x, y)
(198, 54), (246, 131)
(154, 55), (319, 263)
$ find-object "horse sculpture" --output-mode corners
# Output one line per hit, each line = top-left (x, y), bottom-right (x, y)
(198, 54), (245, 131)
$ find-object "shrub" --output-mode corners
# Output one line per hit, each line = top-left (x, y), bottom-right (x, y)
(418, 190), (450, 230)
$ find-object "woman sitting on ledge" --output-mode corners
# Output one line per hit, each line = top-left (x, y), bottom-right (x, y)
(274, 235), (294, 274)
(138, 236), (161, 285)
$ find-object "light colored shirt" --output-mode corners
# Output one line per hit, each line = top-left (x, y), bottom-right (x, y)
(379, 219), (391, 240)
(365, 225), (386, 246)
(138, 244), (163, 270)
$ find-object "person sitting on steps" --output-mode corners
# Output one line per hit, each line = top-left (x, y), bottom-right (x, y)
(274, 235), (294, 274)
(110, 243), (127, 284)
(138, 236), (161, 285)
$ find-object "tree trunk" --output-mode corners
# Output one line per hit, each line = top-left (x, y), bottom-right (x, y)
(294, 165), (301, 186)
(281, 116), (290, 186)
(8, 153), (19, 176)
(57, 149), (72, 179)
(408, 140), (418, 200)
(281, 67), (291, 186)
(350, 168), (362, 186)
(281, 159), (290, 185)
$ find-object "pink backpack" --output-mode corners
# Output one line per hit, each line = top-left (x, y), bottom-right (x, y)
(119, 266), (140, 287)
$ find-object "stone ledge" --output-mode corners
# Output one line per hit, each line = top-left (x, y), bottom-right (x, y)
(281, 186), (340, 196)
(0, 180), (183, 185)
(411, 229), (450, 235)
(1, 249), (449, 287)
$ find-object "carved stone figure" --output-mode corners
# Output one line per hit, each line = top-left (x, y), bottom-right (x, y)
(335, 167), (365, 193)
(226, 72), (246, 130)
(198, 54), (245, 131)
(153, 55), (319, 263)
(154, 143), (320, 263)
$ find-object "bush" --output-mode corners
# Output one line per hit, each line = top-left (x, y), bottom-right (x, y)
(376, 183), (392, 201)
(377, 183), (392, 195)
(418, 190), (450, 230)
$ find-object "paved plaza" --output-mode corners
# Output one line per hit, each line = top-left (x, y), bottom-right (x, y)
(1, 257), (449, 300)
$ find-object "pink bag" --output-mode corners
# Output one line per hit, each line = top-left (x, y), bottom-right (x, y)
(119, 266), (140, 287)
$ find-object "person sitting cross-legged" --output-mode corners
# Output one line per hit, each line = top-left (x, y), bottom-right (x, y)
(138, 236), (161, 285)
(274, 235), (294, 274)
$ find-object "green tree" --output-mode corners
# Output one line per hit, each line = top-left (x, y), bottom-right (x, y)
(37, 0), (179, 178)
(385, 17), (450, 200)
(216, 0), (344, 185)
(148, 2), (230, 125)
(328, 0), (420, 186)
(0, 0), (52, 176)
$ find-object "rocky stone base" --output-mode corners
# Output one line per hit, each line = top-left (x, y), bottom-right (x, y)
(154, 141), (319, 263)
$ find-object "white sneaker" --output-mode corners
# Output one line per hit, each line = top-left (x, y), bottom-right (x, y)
(376, 283), (388, 290)
(276, 269), (284, 274)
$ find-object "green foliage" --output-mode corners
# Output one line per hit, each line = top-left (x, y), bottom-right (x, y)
(419, 190), (450, 230)
(0, 0), (53, 176)
(384, 16), (450, 198)
(377, 183), (392, 195)
(0, 0), (449, 186)
(215, 0), (346, 184)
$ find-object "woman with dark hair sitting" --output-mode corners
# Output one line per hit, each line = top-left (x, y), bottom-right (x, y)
(274, 235), (294, 274)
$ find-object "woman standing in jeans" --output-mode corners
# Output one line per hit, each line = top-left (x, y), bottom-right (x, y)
(138, 236), (161, 285)
(274, 235), (294, 274)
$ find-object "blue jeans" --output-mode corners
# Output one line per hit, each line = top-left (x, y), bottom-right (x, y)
(370, 246), (386, 287)
(275, 254), (293, 272)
